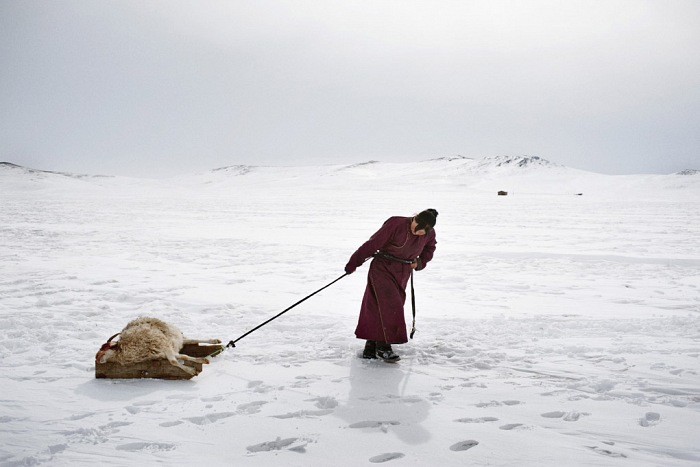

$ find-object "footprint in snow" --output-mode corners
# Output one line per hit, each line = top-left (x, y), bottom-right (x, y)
(350, 420), (401, 429)
(123, 401), (157, 414)
(292, 375), (322, 388)
(639, 412), (661, 427)
(201, 395), (224, 402)
(541, 411), (566, 418)
(349, 421), (401, 433)
(272, 409), (334, 419)
(306, 396), (338, 409)
(116, 442), (176, 452)
(476, 400), (522, 408)
(455, 417), (499, 423)
(49, 443), (67, 455)
(449, 440), (479, 451)
(587, 446), (627, 458)
(68, 412), (96, 421)
(247, 380), (281, 393)
(499, 423), (523, 430)
(159, 420), (183, 427)
(541, 411), (589, 421)
(100, 421), (131, 429)
(90, 421), (132, 438)
(247, 437), (307, 453)
(475, 400), (502, 408)
(132, 400), (157, 406)
(237, 401), (268, 415)
(564, 411), (588, 421)
(369, 452), (405, 463)
(184, 412), (236, 425)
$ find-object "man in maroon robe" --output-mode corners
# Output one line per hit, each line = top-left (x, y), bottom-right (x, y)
(345, 209), (438, 362)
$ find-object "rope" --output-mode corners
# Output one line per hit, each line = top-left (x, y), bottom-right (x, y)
(409, 270), (416, 339)
(226, 273), (348, 349)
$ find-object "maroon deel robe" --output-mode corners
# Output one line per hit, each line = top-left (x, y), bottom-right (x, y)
(345, 217), (437, 344)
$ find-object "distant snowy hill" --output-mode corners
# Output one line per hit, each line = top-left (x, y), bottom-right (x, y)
(179, 155), (699, 198)
(207, 155), (563, 180)
(0, 161), (158, 193)
(185, 155), (572, 188)
(0, 161), (112, 180)
(2, 157), (698, 198)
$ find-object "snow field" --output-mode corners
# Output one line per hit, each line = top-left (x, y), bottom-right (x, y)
(1, 164), (699, 466)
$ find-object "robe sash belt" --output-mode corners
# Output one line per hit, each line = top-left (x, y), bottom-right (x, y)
(373, 251), (415, 264)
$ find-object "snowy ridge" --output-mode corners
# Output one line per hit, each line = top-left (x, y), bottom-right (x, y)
(211, 164), (257, 176)
(0, 161), (112, 180)
(0, 162), (166, 193)
(473, 155), (561, 172)
(2, 157), (700, 199)
(176, 156), (699, 198)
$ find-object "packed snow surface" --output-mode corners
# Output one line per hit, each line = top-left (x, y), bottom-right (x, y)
(1, 158), (699, 466)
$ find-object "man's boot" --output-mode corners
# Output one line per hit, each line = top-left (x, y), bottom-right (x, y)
(362, 340), (377, 359)
(376, 341), (401, 363)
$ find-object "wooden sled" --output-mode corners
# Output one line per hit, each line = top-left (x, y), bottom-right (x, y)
(95, 342), (224, 380)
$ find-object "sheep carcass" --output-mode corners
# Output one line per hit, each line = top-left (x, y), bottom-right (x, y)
(95, 317), (218, 375)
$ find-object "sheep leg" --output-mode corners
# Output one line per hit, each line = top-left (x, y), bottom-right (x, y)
(182, 338), (221, 345)
(177, 354), (210, 365)
(166, 355), (198, 375)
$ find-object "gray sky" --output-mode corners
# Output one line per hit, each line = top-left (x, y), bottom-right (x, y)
(1, 0), (699, 177)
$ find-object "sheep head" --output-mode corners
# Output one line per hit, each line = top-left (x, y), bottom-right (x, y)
(95, 333), (120, 363)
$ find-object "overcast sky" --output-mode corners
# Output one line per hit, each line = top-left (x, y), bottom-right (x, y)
(1, 0), (699, 177)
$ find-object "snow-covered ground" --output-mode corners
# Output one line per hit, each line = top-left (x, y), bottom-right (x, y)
(1, 157), (699, 466)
